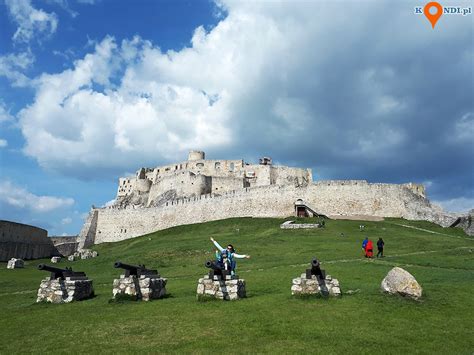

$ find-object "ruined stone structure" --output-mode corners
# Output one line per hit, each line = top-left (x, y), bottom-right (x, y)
(78, 151), (459, 248)
(50, 236), (79, 257)
(196, 275), (246, 301)
(0, 221), (57, 261)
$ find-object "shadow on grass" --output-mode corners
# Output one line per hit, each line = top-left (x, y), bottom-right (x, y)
(108, 293), (174, 304)
(32, 292), (97, 307)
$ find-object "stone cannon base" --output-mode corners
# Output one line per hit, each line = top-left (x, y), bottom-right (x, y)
(291, 273), (341, 297)
(112, 275), (167, 301)
(37, 277), (94, 303)
(197, 275), (246, 300)
(7, 258), (24, 269)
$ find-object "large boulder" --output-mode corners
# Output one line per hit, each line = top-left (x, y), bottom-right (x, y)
(381, 267), (422, 300)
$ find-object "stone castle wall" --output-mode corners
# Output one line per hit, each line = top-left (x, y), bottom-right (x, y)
(0, 220), (56, 261)
(81, 181), (454, 245)
(147, 171), (211, 206)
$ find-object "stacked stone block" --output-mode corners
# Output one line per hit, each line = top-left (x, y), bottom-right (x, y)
(7, 258), (24, 269)
(51, 256), (61, 263)
(291, 273), (341, 297)
(112, 275), (167, 301)
(196, 275), (246, 300)
(37, 277), (94, 303)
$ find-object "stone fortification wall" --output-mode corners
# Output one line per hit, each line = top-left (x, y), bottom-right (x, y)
(147, 171), (211, 206)
(49, 236), (77, 245)
(0, 220), (56, 261)
(271, 166), (312, 187)
(212, 176), (246, 193)
(77, 210), (98, 250)
(88, 181), (453, 245)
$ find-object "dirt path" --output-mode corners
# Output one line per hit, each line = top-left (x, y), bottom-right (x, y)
(388, 223), (473, 241)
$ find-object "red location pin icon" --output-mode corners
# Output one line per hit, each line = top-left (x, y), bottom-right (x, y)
(424, 2), (443, 29)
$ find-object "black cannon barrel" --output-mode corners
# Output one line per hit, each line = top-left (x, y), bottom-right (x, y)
(306, 257), (326, 280)
(311, 258), (320, 268)
(205, 260), (222, 271)
(114, 261), (140, 270)
(114, 261), (158, 277)
(38, 264), (67, 273)
(37, 264), (86, 279)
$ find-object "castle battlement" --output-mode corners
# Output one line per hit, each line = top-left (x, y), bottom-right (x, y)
(114, 151), (312, 209)
(77, 151), (452, 249)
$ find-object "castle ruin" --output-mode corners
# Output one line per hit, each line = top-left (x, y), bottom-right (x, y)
(78, 151), (457, 248)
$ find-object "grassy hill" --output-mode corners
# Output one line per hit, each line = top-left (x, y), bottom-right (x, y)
(1, 217), (473, 353)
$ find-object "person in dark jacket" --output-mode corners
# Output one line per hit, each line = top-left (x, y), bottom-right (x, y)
(377, 238), (385, 258)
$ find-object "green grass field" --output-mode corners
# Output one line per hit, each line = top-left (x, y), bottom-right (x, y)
(1, 217), (473, 354)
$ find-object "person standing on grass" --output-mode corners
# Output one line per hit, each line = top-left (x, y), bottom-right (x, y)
(377, 238), (385, 258)
(365, 239), (374, 258)
(210, 237), (250, 275)
(362, 237), (368, 255)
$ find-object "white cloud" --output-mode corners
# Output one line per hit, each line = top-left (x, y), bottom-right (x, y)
(0, 51), (35, 87)
(0, 139), (8, 148)
(61, 217), (72, 224)
(5, 0), (58, 43)
(435, 197), (474, 214)
(0, 102), (14, 123)
(14, 0), (474, 204)
(0, 181), (74, 213)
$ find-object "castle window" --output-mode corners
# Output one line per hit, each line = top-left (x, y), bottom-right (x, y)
(230, 163), (234, 172)
(215, 162), (221, 169)
(197, 163), (204, 168)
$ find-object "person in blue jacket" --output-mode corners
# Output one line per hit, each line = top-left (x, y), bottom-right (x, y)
(210, 237), (250, 275)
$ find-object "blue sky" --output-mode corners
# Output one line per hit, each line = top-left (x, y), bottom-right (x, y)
(0, 0), (473, 236)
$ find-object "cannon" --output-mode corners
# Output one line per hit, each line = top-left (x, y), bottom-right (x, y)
(205, 260), (230, 280)
(37, 264), (87, 280)
(114, 261), (159, 277)
(305, 258), (326, 280)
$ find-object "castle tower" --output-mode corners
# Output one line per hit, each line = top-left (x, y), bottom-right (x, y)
(188, 150), (205, 161)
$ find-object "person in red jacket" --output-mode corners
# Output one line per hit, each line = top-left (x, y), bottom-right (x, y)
(365, 239), (374, 258)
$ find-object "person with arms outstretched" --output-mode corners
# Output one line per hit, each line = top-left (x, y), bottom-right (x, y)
(210, 237), (250, 275)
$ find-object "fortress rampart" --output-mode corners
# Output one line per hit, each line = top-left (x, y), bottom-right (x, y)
(0, 220), (57, 261)
(79, 180), (454, 247)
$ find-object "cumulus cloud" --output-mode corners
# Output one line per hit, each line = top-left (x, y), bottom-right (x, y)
(15, 1), (474, 205)
(0, 181), (74, 212)
(0, 139), (8, 148)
